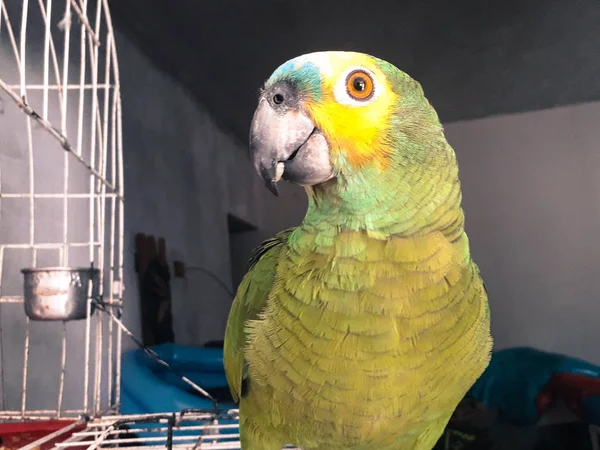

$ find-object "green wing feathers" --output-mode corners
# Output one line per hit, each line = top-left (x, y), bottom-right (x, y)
(223, 228), (294, 402)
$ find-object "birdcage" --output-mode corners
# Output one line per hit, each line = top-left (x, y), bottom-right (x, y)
(0, 0), (126, 444)
(0, 1), (254, 449)
(0, 0), (124, 419)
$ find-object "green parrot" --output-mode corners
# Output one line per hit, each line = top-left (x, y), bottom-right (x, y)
(223, 51), (493, 450)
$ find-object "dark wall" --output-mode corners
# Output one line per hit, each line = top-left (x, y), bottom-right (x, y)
(111, 0), (600, 141)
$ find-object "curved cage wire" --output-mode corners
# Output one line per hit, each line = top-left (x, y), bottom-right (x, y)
(0, 0), (124, 420)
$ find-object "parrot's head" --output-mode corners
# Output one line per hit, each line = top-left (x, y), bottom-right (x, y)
(250, 51), (458, 231)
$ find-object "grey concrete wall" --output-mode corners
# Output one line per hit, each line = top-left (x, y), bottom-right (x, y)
(445, 102), (600, 365)
(116, 30), (306, 349)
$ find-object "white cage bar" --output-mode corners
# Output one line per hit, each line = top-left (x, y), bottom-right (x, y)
(19, 410), (303, 450)
(0, 0), (124, 420)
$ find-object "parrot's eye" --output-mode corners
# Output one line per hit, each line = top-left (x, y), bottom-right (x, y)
(345, 70), (374, 101)
(273, 93), (284, 105)
(334, 66), (380, 106)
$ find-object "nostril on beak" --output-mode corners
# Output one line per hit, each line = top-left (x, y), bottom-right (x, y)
(273, 93), (284, 105)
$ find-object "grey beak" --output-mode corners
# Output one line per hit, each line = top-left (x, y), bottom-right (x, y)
(249, 99), (315, 196)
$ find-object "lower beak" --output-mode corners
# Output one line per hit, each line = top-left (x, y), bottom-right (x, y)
(249, 99), (332, 196)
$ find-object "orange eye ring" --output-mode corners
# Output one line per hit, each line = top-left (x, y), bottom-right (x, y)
(345, 70), (375, 101)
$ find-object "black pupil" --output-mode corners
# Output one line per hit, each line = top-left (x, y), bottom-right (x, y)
(273, 93), (284, 104)
(353, 77), (366, 91)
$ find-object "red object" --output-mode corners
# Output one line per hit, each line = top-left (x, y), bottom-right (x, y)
(536, 372), (600, 417)
(0, 420), (85, 450)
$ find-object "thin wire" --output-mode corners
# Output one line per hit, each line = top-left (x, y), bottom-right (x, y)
(57, 322), (67, 417)
(94, 0), (109, 413)
(84, 268), (93, 414)
(109, 82), (121, 411)
(20, 0), (33, 418)
(114, 89), (124, 413)
(88, 0), (103, 415)
(61, 0), (72, 272)
(0, 296), (26, 303)
(36, 0), (66, 118)
(104, 32), (115, 410)
(93, 295), (103, 413)
(185, 267), (235, 298)
(61, 0), (72, 135)
(0, 241), (102, 249)
(7, 83), (114, 89)
(42, 0), (52, 119)
(94, 72), (109, 414)
(76, 0), (87, 159)
(69, 0), (100, 47)
(78, 0), (91, 413)
(1, 2), (22, 71)
(19, 0), (28, 97)
(0, 192), (117, 198)
(101, 0), (120, 103)
(0, 408), (87, 416)
(93, 300), (219, 409)
(61, 0), (72, 296)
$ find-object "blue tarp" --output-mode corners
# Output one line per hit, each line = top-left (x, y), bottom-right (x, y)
(121, 342), (235, 413)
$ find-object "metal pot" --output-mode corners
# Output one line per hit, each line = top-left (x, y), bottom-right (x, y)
(21, 267), (100, 321)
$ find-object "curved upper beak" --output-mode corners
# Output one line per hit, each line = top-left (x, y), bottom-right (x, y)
(249, 96), (333, 196)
